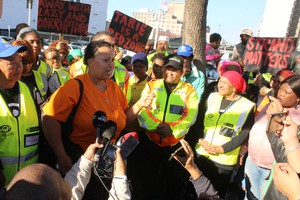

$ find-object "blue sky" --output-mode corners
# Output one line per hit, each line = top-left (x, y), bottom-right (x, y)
(107, 0), (267, 44)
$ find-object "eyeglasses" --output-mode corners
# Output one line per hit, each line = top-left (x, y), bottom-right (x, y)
(45, 57), (60, 63)
(153, 63), (163, 68)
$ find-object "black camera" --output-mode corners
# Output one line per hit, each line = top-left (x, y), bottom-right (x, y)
(96, 133), (139, 178)
(95, 141), (118, 178)
(95, 133), (139, 178)
(92, 111), (139, 178)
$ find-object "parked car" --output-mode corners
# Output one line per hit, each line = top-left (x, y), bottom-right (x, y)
(68, 44), (85, 54)
(0, 36), (14, 43)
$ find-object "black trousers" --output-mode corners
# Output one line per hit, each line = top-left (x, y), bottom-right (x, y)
(126, 131), (197, 200)
(196, 156), (233, 199)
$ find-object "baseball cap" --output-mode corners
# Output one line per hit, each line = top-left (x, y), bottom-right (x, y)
(177, 44), (193, 57)
(131, 53), (148, 66)
(165, 55), (183, 70)
(240, 29), (253, 37)
(0, 39), (27, 58)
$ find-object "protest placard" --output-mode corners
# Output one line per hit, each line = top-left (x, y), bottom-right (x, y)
(243, 37), (297, 74)
(108, 10), (153, 52)
(37, 0), (91, 36)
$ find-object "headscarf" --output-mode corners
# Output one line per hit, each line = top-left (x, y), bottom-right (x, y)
(275, 70), (294, 79)
(222, 71), (247, 94)
(218, 61), (242, 75)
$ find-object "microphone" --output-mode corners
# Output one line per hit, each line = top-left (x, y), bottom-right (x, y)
(102, 120), (117, 145)
(95, 120), (117, 162)
(92, 111), (107, 143)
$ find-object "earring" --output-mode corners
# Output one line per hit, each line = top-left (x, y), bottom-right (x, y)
(296, 101), (300, 109)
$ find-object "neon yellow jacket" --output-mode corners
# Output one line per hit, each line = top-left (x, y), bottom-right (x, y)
(32, 70), (48, 100)
(48, 67), (71, 94)
(138, 79), (198, 146)
(0, 81), (40, 185)
(195, 92), (255, 166)
(37, 60), (52, 79)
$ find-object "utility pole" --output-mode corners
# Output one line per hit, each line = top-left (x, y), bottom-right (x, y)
(154, 0), (162, 48)
(27, 0), (33, 26)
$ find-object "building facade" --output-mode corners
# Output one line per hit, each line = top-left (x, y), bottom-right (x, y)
(133, 1), (184, 40)
(0, 0), (108, 37)
(258, 0), (300, 38)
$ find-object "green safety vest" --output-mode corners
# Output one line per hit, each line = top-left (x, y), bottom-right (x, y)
(53, 68), (70, 86)
(113, 60), (131, 102)
(0, 81), (40, 185)
(195, 92), (254, 166)
(37, 60), (52, 79)
(32, 70), (48, 100)
(138, 79), (199, 146)
(71, 58), (87, 77)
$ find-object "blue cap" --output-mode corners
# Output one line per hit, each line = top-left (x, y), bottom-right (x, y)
(131, 52), (148, 66)
(177, 44), (193, 57)
(0, 38), (27, 58)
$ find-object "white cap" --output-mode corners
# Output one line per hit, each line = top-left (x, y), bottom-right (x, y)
(240, 29), (253, 37)
(158, 35), (169, 43)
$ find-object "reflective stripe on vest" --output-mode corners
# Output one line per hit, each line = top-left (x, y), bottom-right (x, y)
(195, 92), (254, 166)
(32, 70), (48, 100)
(55, 68), (70, 85)
(0, 81), (39, 185)
(37, 60), (52, 78)
(73, 58), (87, 77)
(114, 60), (131, 102)
(1, 150), (38, 165)
(138, 79), (198, 147)
(114, 60), (127, 91)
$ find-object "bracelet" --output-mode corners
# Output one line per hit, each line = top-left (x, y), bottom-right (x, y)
(286, 143), (300, 154)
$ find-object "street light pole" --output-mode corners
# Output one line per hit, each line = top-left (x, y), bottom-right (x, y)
(154, 0), (162, 48)
(27, 0), (33, 26)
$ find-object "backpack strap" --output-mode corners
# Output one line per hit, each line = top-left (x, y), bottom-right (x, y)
(65, 78), (84, 133)
(61, 78), (84, 163)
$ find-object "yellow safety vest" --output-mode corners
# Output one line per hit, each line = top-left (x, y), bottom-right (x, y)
(48, 68), (71, 94)
(113, 59), (131, 103)
(32, 70), (48, 100)
(138, 79), (199, 146)
(0, 81), (40, 185)
(37, 60), (52, 79)
(69, 57), (87, 78)
(195, 92), (254, 166)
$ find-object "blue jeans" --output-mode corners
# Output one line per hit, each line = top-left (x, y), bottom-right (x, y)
(244, 157), (271, 200)
(206, 66), (219, 83)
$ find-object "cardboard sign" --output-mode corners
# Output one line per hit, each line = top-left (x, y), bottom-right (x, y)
(243, 37), (297, 74)
(37, 0), (91, 36)
(108, 10), (153, 53)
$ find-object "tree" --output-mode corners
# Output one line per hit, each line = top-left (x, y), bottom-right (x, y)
(183, 0), (208, 72)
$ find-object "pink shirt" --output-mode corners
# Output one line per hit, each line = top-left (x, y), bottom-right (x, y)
(248, 105), (300, 169)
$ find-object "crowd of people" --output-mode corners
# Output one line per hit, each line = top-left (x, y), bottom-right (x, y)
(0, 23), (299, 200)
